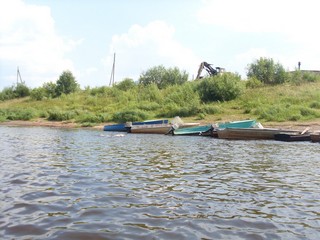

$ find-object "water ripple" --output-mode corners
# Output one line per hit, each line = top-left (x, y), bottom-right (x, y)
(0, 126), (320, 239)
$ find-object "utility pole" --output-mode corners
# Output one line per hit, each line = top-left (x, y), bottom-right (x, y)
(17, 66), (24, 84)
(109, 53), (116, 86)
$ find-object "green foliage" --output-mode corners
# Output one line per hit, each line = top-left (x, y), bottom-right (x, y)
(76, 112), (108, 123)
(0, 86), (15, 101)
(197, 73), (243, 102)
(114, 78), (136, 91)
(139, 65), (188, 89)
(247, 57), (288, 84)
(14, 83), (30, 98)
(288, 70), (320, 85)
(55, 70), (79, 96)
(43, 82), (57, 98)
(112, 110), (150, 123)
(0, 83), (31, 100)
(47, 109), (77, 121)
(246, 77), (264, 88)
(30, 87), (46, 101)
(5, 108), (37, 121)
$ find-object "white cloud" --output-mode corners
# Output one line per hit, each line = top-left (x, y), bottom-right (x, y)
(197, 0), (320, 74)
(103, 21), (202, 82)
(0, 0), (78, 88)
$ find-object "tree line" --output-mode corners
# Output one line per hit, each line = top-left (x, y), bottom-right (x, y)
(1, 57), (319, 102)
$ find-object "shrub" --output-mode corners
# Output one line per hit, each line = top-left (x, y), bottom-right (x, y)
(247, 57), (288, 84)
(55, 70), (79, 96)
(47, 109), (77, 121)
(14, 83), (30, 98)
(139, 65), (188, 89)
(6, 108), (37, 121)
(246, 77), (264, 88)
(30, 87), (46, 101)
(114, 78), (137, 91)
(76, 112), (108, 123)
(112, 110), (150, 123)
(197, 73), (243, 102)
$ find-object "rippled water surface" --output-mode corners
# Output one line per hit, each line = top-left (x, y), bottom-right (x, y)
(0, 126), (320, 239)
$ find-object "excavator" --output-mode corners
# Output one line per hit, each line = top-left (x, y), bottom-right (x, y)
(196, 61), (225, 79)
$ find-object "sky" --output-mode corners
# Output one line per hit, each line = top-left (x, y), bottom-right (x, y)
(1, 0), (320, 90)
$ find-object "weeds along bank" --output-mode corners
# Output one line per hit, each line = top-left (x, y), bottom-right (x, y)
(1, 80), (320, 127)
(1, 59), (320, 126)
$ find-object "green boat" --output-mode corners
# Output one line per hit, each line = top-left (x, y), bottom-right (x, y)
(172, 124), (213, 136)
(216, 119), (257, 129)
(172, 119), (257, 136)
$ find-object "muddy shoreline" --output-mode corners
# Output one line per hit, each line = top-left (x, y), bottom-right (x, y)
(1, 119), (320, 132)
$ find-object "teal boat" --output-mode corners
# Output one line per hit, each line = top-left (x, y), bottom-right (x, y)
(172, 125), (213, 136)
(211, 119), (258, 137)
(216, 119), (257, 129)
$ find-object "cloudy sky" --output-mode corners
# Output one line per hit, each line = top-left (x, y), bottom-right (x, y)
(1, 0), (319, 90)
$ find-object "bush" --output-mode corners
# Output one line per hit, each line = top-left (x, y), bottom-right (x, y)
(76, 112), (108, 123)
(139, 65), (188, 89)
(47, 109), (77, 121)
(112, 110), (150, 123)
(289, 70), (320, 85)
(30, 87), (46, 101)
(6, 108), (37, 121)
(246, 77), (264, 88)
(114, 78), (136, 91)
(197, 73), (243, 102)
(247, 57), (288, 84)
(55, 70), (79, 96)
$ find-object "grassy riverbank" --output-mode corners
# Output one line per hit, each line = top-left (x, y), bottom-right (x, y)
(1, 81), (320, 130)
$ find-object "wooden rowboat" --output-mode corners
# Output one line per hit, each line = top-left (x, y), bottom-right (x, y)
(130, 123), (173, 134)
(217, 127), (301, 140)
(104, 119), (168, 132)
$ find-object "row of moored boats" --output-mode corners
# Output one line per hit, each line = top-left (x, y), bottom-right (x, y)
(103, 117), (320, 142)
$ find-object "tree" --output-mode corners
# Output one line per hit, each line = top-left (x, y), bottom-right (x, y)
(246, 57), (288, 84)
(139, 65), (188, 89)
(114, 78), (136, 91)
(197, 73), (243, 102)
(55, 70), (79, 96)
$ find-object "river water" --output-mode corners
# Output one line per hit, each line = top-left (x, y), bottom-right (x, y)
(0, 126), (319, 240)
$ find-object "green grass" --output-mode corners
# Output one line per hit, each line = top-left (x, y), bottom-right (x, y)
(1, 81), (320, 125)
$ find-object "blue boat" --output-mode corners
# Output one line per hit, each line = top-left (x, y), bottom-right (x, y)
(103, 119), (168, 132)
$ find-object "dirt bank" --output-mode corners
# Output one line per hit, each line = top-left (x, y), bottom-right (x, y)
(1, 119), (320, 132)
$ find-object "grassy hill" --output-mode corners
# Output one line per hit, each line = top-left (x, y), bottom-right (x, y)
(1, 81), (320, 127)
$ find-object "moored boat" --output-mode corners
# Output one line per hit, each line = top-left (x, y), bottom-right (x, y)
(172, 124), (213, 136)
(217, 127), (301, 140)
(274, 133), (311, 142)
(311, 133), (320, 142)
(216, 119), (257, 129)
(130, 123), (172, 134)
(104, 119), (168, 132)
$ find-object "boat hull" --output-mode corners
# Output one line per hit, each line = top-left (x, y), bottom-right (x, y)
(311, 133), (320, 142)
(104, 119), (168, 132)
(216, 119), (257, 129)
(217, 128), (300, 140)
(130, 124), (172, 134)
(274, 133), (311, 142)
(173, 125), (213, 136)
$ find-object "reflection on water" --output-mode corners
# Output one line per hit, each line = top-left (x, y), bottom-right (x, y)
(0, 126), (320, 239)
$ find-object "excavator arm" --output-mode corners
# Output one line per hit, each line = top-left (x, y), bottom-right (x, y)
(196, 61), (224, 79)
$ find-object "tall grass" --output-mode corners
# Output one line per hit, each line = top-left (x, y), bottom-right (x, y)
(1, 79), (320, 125)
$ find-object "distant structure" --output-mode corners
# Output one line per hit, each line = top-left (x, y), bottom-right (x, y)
(109, 53), (116, 86)
(298, 61), (301, 70)
(16, 66), (24, 84)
